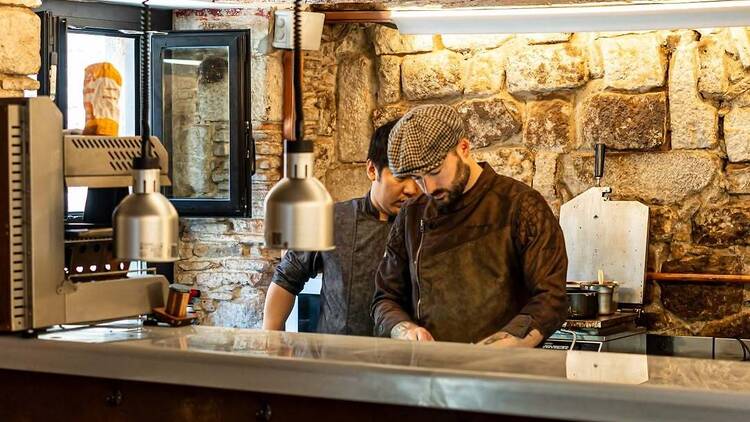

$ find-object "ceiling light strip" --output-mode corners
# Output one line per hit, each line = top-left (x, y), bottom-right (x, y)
(391, 1), (750, 34)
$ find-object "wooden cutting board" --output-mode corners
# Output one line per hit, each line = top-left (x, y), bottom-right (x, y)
(559, 187), (649, 305)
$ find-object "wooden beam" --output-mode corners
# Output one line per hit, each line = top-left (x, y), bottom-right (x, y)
(323, 10), (392, 24)
(282, 50), (295, 141)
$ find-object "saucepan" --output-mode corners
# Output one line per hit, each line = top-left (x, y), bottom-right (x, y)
(578, 281), (619, 315)
(565, 287), (598, 319)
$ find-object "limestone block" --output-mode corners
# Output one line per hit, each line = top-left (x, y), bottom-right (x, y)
(505, 43), (587, 97)
(371, 25), (433, 55)
(193, 242), (242, 258)
(441, 34), (512, 51)
(337, 55), (376, 162)
(223, 258), (267, 272)
(197, 79), (230, 123)
(729, 27), (750, 69)
(0, 89), (23, 98)
(177, 260), (218, 271)
(524, 33), (572, 45)
(557, 151), (720, 205)
(532, 151), (560, 206)
(693, 205), (750, 246)
(523, 100), (572, 152)
(648, 206), (680, 243)
(0, 7), (40, 75)
(333, 24), (370, 58)
(324, 164), (371, 202)
(726, 164), (750, 194)
(208, 295), (266, 328)
(599, 34), (666, 92)
(0, 0), (42, 6)
(669, 34), (719, 150)
(579, 33), (603, 79)
(250, 53), (283, 123)
(196, 272), (252, 289)
(472, 146), (534, 186)
(211, 142), (229, 157)
(313, 135), (335, 181)
(724, 107), (750, 162)
(0, 75), (39, 91)
(372, 103), (409, 128)
(456, 97), (521, 148)
(377, 55), (401, 105)
(698, 33), (730, 99)
(402, 50), (464, 101)
(464, 49), (505, 96)
(660, 282), (745, 321)
(580, 92), (667, 151)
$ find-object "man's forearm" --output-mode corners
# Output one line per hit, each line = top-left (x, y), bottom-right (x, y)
(479, 329), (543, 348)
(262, 283), (297, 330)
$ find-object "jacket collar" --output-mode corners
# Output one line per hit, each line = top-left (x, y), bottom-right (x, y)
(359, 191), (392, 222)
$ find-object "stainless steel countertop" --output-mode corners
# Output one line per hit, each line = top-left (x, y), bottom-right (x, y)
(1, 323), (749, 421)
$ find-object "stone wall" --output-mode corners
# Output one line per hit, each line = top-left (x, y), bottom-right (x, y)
(173, 9), (283, 327)
(175, 7), (750, 337)
(0, 1), (41, 97)
(165, 50), (231, 199)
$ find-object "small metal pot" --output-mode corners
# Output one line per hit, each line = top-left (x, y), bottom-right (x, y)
(578, 282), (618, 315)
(566, 288), (598, 319)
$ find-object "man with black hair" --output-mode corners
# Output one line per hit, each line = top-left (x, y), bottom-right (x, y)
(262, 120), (418, 336)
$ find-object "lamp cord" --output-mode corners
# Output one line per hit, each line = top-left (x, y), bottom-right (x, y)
(140, 0), (151, 159)
(293, 0), (303, 142)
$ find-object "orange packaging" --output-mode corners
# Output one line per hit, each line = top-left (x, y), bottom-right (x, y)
(82, 62), (122, 136)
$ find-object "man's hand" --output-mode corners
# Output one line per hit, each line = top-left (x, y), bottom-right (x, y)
(478, 329), (543, 348)
(390, 321), (435, 341)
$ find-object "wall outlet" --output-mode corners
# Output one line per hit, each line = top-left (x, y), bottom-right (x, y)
(272, 10), (326, 51)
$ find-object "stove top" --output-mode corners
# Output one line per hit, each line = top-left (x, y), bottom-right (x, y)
(562, 311), (638, 330)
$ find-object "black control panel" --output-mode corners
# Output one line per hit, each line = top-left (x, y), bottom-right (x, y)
(542, 340), (603, 352)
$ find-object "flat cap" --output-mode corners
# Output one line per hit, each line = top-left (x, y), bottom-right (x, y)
(387, 104), (466, 178)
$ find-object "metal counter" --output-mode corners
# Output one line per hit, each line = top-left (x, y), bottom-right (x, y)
(1, 323), (749, 421)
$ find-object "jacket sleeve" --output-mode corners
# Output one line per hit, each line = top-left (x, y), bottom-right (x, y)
(271, 250), (322, 295)
(371, 208), (414, 337)
(503, 190), (568, 339)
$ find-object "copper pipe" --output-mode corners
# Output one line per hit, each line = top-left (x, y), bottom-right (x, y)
(647, 272), (750, 284)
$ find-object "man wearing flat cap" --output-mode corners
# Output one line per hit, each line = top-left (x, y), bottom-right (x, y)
(371, 104), (568, 347)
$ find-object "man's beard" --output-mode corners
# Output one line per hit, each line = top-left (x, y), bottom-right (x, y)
(431, 158), (470, 213)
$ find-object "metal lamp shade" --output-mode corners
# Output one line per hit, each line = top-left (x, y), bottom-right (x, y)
(264, 176), (334, 251)
(113, 169), (179, 262)
(264, 141), (334, 251)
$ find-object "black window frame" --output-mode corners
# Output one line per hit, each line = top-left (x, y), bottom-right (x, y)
(151, 30), (254, 217)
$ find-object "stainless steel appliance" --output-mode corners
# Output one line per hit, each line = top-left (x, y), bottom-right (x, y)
(548, 144), (650, 353)
(544, 313), (647, 353)
(0, 97), (168, 332)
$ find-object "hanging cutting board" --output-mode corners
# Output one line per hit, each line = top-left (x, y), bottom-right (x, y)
(559, 187), (649, 305)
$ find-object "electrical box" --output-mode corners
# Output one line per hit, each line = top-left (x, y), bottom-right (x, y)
(272, 10), (325, 51)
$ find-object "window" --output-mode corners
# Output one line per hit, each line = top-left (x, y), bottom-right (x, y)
(152, 31), (254, 216)
(65, 30), (138, 136)
(62, 28), (141, 215)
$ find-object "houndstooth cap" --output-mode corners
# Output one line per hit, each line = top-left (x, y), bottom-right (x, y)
(387, 104), (466, 178)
